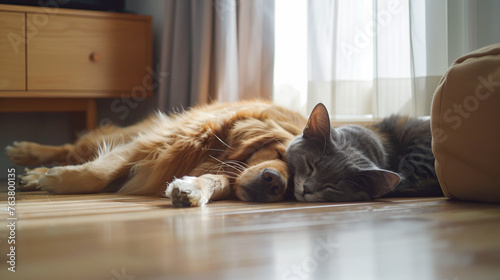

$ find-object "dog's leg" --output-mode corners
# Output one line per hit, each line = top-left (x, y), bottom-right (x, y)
(6, 142), (75, 166)
(166, 174), (232, 207)
(27, 142), (138, 194)
(6, 122), (145, 167)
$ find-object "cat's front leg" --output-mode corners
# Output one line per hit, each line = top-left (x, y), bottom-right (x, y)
(166, 174), (231, 207)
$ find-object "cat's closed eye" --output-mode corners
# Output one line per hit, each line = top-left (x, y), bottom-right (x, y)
(322, 183), (342, 192)
(322, 183), (334, 190)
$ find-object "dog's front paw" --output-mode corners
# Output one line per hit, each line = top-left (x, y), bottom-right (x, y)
(18, 167), (50, 191)
(166, 176), (208, 207)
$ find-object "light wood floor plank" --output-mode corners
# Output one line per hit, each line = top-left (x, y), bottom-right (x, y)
(1, 190), (500, 280)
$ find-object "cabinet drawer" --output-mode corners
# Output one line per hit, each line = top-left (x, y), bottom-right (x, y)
(27, 14), (150, 91)
(0, 11), (26, 90)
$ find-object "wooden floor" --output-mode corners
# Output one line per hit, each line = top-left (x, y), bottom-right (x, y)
(1, 189), (500, 280)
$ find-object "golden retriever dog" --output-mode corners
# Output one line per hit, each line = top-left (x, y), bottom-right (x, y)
(6, 100), (306, 207)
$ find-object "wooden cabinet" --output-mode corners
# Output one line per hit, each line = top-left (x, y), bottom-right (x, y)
(0, 11), (25, 90)
(27, 15), (150, 91)
(0, 4), (152, 130)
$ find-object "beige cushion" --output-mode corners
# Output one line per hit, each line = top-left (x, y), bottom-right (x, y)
(431, 44), (500, 203)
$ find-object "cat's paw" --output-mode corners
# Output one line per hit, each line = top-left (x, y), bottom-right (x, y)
(18, 167), (50, 191)
(165, 176), (208, 207)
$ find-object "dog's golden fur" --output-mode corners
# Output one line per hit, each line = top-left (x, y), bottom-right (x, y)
(7, 100), (306, 207)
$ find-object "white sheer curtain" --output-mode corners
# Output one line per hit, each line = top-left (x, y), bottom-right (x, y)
(273, 0), (449, 119)
(158, 0), (275, 111)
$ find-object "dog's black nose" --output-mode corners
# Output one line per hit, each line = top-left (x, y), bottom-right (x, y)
(262, 169), (285, 195)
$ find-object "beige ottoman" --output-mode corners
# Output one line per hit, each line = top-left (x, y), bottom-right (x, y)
(431, 44), (500, 203)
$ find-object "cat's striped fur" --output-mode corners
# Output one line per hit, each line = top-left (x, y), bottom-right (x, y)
(370, 116), (443, 197)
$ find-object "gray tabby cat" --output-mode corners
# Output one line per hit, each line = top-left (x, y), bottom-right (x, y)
(286, 103), (443, 202)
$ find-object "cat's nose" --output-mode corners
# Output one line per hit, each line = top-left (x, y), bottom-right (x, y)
(262, 169), (285, 195)
(303, 184), (313, 194)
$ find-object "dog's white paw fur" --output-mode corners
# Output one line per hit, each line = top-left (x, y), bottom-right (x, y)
(166, 176), (208, 207)
(18, 167), (50, 191)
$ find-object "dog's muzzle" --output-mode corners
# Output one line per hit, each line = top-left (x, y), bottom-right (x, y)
(240, 169), (286, 202)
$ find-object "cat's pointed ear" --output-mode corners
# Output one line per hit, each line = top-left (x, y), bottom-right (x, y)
(360, 169), (401, 198)
(303, 103), (332, 140)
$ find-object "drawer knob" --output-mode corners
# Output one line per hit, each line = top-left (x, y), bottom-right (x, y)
(89, 52), (101, 62)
